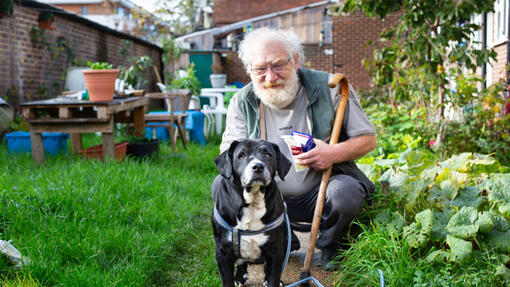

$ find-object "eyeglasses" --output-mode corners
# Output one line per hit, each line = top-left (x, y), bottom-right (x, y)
(251, 57), (292, 76)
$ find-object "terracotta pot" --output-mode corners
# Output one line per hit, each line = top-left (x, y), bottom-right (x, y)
(39, 20), (55, 30)
(81, 142), (128, 161)
(82, 69), (119, 102)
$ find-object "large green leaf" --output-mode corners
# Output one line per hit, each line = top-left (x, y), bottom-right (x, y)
(446, 234), (472, 262)
(446, 206), (493, 238)
(431, 209), (453, 242)
(451, 186), (485, 209)
(379, 168), (409, 189)
(483, 229), (510, 253)
(495, 265), (510, 282)
(403, 209), (434, 248)
(374, 210), (406, 237)
(482, 174), (510, 218)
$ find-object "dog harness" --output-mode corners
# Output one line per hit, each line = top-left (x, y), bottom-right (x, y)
(213, 205), (287, 258)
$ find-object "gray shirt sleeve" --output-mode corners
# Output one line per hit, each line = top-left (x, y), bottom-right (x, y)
(329, 76), (376, 138)
(220, 93), (248, 153)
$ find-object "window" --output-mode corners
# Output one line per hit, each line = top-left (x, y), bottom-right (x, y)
(493, 0), (508, 44)
(117, 7), (125, 17)
(81, 6), (87, 15)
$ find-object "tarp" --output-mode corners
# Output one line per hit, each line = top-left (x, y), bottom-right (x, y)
(0, 98), (13, 132)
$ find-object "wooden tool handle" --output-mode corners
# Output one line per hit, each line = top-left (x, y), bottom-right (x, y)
(301, 73), (350, 277)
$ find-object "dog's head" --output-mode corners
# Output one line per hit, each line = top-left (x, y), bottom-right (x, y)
(214, 139), (291, 188)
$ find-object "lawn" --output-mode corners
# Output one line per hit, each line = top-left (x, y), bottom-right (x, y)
(2, 132), (509, 287)
(0, 135), (222, 286)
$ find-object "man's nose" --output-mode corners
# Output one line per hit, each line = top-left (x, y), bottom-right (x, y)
(264, 67), (280, 82)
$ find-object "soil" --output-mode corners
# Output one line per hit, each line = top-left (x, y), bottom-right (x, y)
(243, 231), (334, 287)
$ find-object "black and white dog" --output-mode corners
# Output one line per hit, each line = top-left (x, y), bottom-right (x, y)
(212, 139), (292, 287)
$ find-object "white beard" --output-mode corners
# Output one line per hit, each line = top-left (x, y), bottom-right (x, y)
(252, 71), (299, 109)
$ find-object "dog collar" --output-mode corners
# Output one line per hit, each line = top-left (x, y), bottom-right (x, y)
(213, 204), (287, 258)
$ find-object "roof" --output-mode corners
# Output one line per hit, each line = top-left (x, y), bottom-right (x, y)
(39, 0), (138, 8)
(22, 0), (162, 51)
(176, 0), (336, 42)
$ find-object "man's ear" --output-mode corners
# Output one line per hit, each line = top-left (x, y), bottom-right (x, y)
(272, 143), (291, 181)
(214, 141), (239, 180)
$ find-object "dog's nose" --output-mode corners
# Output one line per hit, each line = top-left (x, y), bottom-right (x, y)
(252, 163), (264, 173)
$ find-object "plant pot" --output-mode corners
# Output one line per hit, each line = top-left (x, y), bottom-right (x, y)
(210, 74), (226, 88)
(82, 69), (119, 102)
(126, 139), (159, 159)
(81, 142), (127, 161)
(38, 20), (55, 30)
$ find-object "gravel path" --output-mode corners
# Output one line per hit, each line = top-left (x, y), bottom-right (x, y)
(243, 231), (334, 287)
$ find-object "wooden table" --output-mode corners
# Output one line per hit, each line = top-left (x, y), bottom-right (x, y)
(20, 97), (149, 163)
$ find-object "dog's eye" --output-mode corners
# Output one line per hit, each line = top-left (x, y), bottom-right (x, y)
(238, 152), (247, 159)
(265, 153), (272, 159)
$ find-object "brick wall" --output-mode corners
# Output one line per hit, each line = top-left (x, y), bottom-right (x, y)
(333, 12), (399, 91)
(302, 43), (333, 73)
(0, 4), (161, 112)
(213, 0), (323, 26)
(224, 51), (251, 84)
(490, 43), (507, 85)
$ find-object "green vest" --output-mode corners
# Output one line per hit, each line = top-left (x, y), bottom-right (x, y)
(236, 68), (375, 197)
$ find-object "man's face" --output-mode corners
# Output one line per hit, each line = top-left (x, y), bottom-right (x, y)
(249, 41), (300, 109)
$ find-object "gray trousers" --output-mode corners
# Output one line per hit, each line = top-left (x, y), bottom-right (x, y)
(284, 174), (366, 252)
(211, 173), (366, 252)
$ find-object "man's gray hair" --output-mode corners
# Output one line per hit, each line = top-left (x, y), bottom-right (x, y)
(238, 28), (304, 74)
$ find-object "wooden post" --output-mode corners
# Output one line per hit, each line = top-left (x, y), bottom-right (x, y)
(70, 133), (83, 154)
(29, 130), (45, 164)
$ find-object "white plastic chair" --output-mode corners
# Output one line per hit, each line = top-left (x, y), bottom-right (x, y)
(200, 92), (228, 136)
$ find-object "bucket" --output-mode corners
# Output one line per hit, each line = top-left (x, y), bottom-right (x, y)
(210, 74), (226, 88)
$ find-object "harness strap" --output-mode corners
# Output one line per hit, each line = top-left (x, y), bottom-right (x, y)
(213, 205), (286, 258)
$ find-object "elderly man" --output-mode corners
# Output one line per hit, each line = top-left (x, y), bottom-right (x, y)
(214, 28), (376, 270)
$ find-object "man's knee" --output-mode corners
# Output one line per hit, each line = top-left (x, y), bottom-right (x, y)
(326, 174), (366, 216)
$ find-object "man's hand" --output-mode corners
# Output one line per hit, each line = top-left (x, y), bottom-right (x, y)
(295, 139), (334, 170)
(295, 135), (376, 170)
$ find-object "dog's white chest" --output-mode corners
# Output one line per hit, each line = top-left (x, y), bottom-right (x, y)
(234, 186), (268, 260)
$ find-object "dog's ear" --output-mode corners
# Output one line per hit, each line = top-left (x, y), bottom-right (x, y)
(214, 140), (239, 180)
(272, 143), (291, 181)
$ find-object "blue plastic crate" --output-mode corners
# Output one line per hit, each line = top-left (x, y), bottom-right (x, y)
(5, 131), (70, 156)
(145, 111), (206, 145)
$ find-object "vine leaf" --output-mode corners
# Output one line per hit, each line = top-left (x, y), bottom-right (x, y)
(403, 209), (433, 248)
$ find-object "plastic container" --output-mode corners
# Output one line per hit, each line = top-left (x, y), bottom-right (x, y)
(81, 142), (128, 161)
(210, 74), (227, 88)
(5, 131), (69, 156)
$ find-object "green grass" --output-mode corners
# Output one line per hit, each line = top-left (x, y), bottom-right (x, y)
(0, 135), (222, 286)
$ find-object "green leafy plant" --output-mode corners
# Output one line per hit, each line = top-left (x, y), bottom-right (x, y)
(118, 56), (154, 90)
(38, 12), (54, 22)
(168, 63), (201, 97)
(87, 61), (113, 70)
(161, 35), (183, 83)
(341, 0), (499, 158)
(342, 146), (510, 286)
(9, 116), (29, 132)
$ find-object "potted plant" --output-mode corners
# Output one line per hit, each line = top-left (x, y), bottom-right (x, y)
(118, 55), (154, 93)
(0, 0), (13, 17)
(38, 12), (55, 30)
(82, 61), (119, 102)
(210, 63), (226, 88)
(126, 137), (159, 159)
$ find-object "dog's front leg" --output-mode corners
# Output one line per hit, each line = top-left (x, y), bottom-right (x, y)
(264, 254), (284, 287)
(215, 245), (236, 287)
